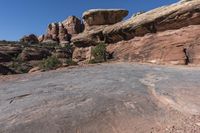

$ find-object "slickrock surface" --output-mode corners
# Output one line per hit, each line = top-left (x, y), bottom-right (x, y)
(0, 63), (200, 133)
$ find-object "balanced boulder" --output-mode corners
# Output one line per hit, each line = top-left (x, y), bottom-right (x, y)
(83, 9), (128, 30)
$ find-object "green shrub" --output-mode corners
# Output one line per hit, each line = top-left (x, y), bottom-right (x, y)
(9, 61), (31, 74)
(90, 43), (107, 63)
(65, 59), (77, 66)
(40, 56), (61, 70)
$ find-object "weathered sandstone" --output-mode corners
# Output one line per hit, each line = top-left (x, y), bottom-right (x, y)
(72, 0), (200, 45)
(0, 63), (200, 132)
(107, 25), (200, 65)
(83, 9), (128, 30)
(62, 16), (83, 35)
(41, 16), (83, 44)
(20, 47), (51, 61)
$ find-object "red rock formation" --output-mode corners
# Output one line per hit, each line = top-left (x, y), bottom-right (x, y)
(83, 9), (128, 31)
(20, 47), (51, 61)
(107, 25), (200, 65)
(62, 16), (83, 36)
(41, 16), (83, 44)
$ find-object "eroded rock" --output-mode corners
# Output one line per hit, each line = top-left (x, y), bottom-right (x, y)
(72, 46), (93, 62)
(107, 25), (200, 65)
(20, 34), (39, 44)
(20, 47), (51, 61)
(83, 9), (128, 30)
(62, 16), (84, 35)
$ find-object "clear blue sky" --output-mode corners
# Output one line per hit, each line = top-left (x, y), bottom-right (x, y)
(0, 0), (178, 41)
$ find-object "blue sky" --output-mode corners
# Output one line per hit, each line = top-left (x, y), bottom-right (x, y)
(0, 0), (178, 41)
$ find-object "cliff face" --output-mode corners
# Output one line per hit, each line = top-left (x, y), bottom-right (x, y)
(71, 0), (200, 65)
(107, 25), (200, 65)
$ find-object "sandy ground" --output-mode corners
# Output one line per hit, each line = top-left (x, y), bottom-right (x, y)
(0, 62), (200, 133)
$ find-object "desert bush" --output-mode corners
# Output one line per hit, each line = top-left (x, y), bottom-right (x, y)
(40, 56), (61, 70)
(65, 59), (78, 66)
(9, 60), (31, 74)
(89, 43), (107, 63)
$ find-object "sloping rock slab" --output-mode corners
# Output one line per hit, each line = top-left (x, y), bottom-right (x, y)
(0, 63), (199, 133)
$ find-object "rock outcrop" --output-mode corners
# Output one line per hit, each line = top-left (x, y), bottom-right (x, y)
(0, 45), (22, 62)
(72, 0), (200, 45)
(20, 34), (39, 44)
(62, 16), (84, 35)
(83, 9), (128, 30)
(71, 0), (200, 65)
(72, 46), (93, 62)
(20, 47), (51, 61)
(40, 16), (83, 44)
(107, 25), (200, 65)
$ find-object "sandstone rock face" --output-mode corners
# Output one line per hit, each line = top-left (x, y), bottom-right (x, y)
(43, 23), (59, 43)
(103, 0), (200, 43)
(58, 22), (70, 44)
(62, 16), (83, 35)
(71, 0), (200, 64)
(107, 25), (200, 65)
(20, 34), (39, 44)
(53, 47), (72, 59)
(0, 45), (22, 62)
(72, 46), (93, 62)
(41, 16), (83, 44)
(72, 0), (200, 46)
(20, 47), (51, 61)
(83, 9), (128, 30)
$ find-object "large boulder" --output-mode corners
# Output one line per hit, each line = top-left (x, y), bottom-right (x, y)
(20, 34), (39, 44)
(62, 16), (84, 36)
(83, 9), (128, 29)
(72, 46), (93, 62)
